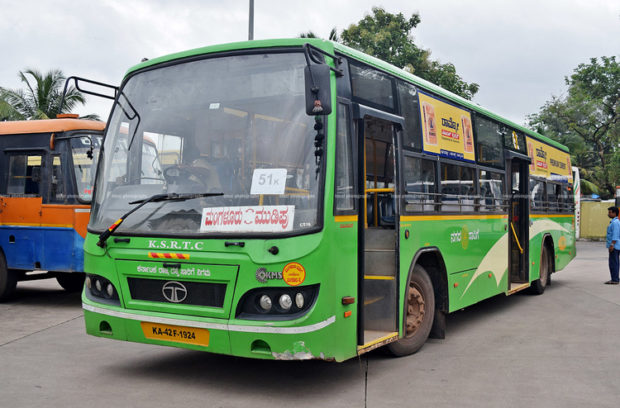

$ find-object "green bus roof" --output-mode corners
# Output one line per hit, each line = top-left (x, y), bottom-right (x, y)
(125, 38), (568, 153)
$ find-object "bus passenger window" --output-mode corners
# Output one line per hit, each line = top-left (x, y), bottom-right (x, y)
(50, 155), (65, 203)
(475, 115), (504, 169)
(559, 184), (571, 212)
(529, 179), (545, 211)
(546, 183), (558, 212)
(397, 81), (422, 150)
(441, 163), (474, 213)
(6, 154), (43, 196)
(403, 157), (436, 213)
(479, 170), (504, 212)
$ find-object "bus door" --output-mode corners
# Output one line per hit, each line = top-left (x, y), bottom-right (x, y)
(356, 112), (403, 350)
(507, 156), (530, 291)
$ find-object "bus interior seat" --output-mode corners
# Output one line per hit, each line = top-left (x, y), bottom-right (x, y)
(379, 195), (395, 227)
(367, 194), (395, 228)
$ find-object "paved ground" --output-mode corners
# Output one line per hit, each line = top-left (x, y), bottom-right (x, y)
(1, 241), (618, 408)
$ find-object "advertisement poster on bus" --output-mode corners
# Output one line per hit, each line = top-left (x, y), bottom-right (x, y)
(526, 136), (573, 183)
(418, 91), (475, 162)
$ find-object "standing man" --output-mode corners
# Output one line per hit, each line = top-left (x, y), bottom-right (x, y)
(605, 206), (620, 284)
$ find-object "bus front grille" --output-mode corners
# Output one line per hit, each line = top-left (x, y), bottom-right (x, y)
(127, 278), (226, 308)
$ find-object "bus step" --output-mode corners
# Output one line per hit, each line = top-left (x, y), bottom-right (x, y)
(507, 282), (530, 295)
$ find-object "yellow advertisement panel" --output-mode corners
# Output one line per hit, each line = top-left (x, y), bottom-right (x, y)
(526, 136), (572, 182)
(419, 92), (475, 162)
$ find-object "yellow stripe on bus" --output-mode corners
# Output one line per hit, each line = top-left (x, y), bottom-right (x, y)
(357, 332), (399, 350)
(334, 215), (358, 222)
(364, 275), (395, 280)
(400, 214), (507, 222)
(0, 222), (74, 228)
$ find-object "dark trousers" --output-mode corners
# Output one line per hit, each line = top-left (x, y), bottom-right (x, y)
(610, 249), (620, 282)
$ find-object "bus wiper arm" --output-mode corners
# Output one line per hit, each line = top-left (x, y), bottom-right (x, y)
(96, 192), (223, 248)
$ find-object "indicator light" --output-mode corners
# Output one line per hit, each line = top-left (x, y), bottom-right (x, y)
(295, 293), (304, 309)
(106, 283), (114, 298)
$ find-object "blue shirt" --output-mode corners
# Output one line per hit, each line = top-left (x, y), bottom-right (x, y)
(607, 217), (620, 250)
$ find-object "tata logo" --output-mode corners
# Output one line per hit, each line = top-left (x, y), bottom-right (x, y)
(162, 281), (188, 303)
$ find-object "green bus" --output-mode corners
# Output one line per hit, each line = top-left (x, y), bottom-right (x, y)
(82, 38), (576, 361)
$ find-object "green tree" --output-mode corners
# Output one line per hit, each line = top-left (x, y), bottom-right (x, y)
(338, 7), (479, 100)
(0, 68), (98, 120)
(528, 56), (620, 198)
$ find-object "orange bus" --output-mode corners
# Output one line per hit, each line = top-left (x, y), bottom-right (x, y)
(0, 117), (105, 299)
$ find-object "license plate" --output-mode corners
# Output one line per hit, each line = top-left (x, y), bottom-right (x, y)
(141, 322), (210, 347)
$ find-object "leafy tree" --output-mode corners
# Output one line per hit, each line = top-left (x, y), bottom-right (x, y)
(337, 7), (479, 100)
(0, 69), (98, 120)
(528, 56), (620, 198)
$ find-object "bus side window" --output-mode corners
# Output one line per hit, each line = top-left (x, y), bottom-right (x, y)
(335, 103), (354, 212)
(5, 153), (43, 196)
(403, 156), (436, 213)
(529, 178), (545, 211)
(396, 80), (422, 150)
(49, 154), (65, 203)
(479, 170), (504, 212)
(441, 162), (474, 213)
(546, 183), (558, 212)
(560, 184), (571, 212)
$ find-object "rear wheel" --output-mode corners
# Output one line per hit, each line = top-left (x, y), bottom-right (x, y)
(56, 273), (85, 292)
(387, 264), (435, 356)
(0, 253), (17, 301)
(530, 246), (551, 295)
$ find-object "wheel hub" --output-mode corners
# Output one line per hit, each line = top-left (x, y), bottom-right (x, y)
(405, 284), (425, 337)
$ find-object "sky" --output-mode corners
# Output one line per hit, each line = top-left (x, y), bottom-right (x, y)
(1, 0), (619, 125)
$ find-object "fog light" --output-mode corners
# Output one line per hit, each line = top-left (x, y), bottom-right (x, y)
(85, 276), (92, 290)
(259, 295), (272, 311)
(106, 283), (114, 298)
(295, 293), (304, 309)
(279, 294), (292, 311)
(95, 279), (102, 292)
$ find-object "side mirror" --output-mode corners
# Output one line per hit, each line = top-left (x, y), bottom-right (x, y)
(304, 64), (332, 116)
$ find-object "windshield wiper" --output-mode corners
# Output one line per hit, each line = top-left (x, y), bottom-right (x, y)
(96, 192), (223, 248)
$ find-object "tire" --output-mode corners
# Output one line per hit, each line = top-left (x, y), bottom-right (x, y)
(530, 246), (551, 295)
(56, 273), (85, 292)
(387, 264), (435, 356)
(0, 252), (17, 301)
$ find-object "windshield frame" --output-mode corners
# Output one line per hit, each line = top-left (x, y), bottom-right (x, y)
(88, 46), (329, 240)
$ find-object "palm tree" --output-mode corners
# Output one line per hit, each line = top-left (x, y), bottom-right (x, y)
(299, 28), (339, 42)
(0, 68), (98, 120)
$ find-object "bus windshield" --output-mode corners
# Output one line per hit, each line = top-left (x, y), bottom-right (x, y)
(90, 51), (321, 236)
(71, 134), (103, 202)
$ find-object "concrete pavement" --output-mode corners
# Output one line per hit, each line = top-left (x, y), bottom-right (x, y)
(1, 241), (618, 407)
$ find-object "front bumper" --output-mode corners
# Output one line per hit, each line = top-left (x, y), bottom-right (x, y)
(82, 300), (337, 360)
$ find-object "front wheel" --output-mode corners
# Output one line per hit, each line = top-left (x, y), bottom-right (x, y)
(0, 253), (17, 301)
(56, 273), (85, 292)
(387, 264), (435, 356)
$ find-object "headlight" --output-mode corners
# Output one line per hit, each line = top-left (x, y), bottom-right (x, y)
(236, 284), (319, 320)
(84, 274), (120, 305)
(259, 295), (272, 311)
(278, 294), (292, 311)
